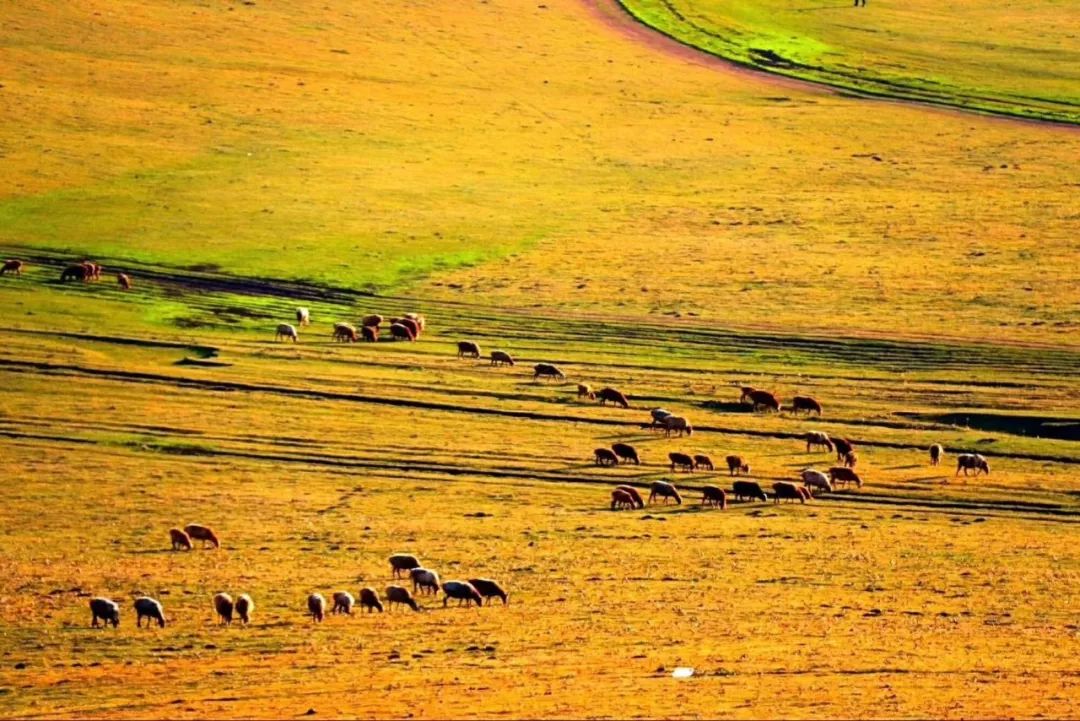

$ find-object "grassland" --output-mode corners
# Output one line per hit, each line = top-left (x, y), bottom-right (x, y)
(617, 0), (1080, 123)
(1, 0), (1079, 718)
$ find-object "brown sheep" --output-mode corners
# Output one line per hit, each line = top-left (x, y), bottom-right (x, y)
(214, 593), (235, 625)
(533, 363), (565, 380)
(235, 594), (254, 624)
(183, 524), (220, 549)
(611, 488), (636, 510)
(668, 452), (696, 472)
(773, 481), (809, 504)
(386, 585), (421, 612)
(725, 455), (750, 475)
(929, 444), (943, 466)
(362, 325), (378, 342)
(457, 340), (481, 358)
(833, 438), (855, 462)
(116, 272), (132, 290)
(332, 591), (355, 615)
(694, 454), (714, 471)
(1, 259), (23, 276)
(615, 485), (646, 509)
(169, 528), (193, 551)
(359, 587), (383, 613)
(389, 554), (422, 578)
(747, 389), (781, 412)
(611, 443), (640, 465)
(660, 415), (693, 437)
(732, 480), (768, 503)
(332, 323), (359, 342)
(490, 350), (515, 367)
(594, 448), (619, 467)
(577, 384), (596, 400)
(597, 387), (629, 409)
(361, 314), (383, 328)
(648, 481), (682, 505)
(700, 485), (728, 509)
(394, 317), (421, 339)
(468, 578), (509, 605)
(390, 322), (415, 341)
(60, 264), (89, 282)
(791, 396), (822, 415)
(404, 312), (426, 331)
(828, 466), (863, 488)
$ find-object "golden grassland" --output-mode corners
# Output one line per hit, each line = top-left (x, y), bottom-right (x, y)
(0, 0), (1079, 717)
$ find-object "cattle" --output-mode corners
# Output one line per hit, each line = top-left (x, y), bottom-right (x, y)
(457, 341), (481, 358)
(828, 466), (863, 488)
(594, 448), (619, 466)
(533, 363), (565, 380)
(956, 453), (990, 477)
(597, 387), (630, 409)
(668, 452), (696, 472)
(732, 480), (768, 503)
(700, 486), (727, 509)
(791, 396), (822, 415)
(611, 443), (640, 465)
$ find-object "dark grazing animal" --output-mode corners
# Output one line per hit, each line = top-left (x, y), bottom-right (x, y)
(725, 455), (750, 475)
(773, 481), (809, 504)
(700, 485), (727, 509)
(611, 443), (640, 465)
(1, 259), (23, 276)
(833, 437), (855, 462)
(648, 481), (682, 505)
(732, 480), (768, 503)
(597, 387), (630, 408)
(533, 363), (565, 380)
(694, 454), (714, 471)
(490, 350), (515, 366)
(615, 485), (645, 509)
(668, 452), (696, 472)
(390, 322), (415, 341)
(828, 466), (863, 488)
(747, 389), (781, 412)
(594, 448), (619, 466)
(468, 578), (509, 605)
(457, 341), (481, 358)
(791, 396), (822, 415)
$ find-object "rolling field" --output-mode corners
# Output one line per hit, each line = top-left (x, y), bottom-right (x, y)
(1, 0), (1079, 718)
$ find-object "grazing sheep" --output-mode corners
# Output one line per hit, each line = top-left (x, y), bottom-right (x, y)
(660, 415), (693, 437)
(308, 593), (327, 622)
(668, 452), (696, 472)
(801, 469), (833, 495)
(1, 259), (23, 276)
(296, 307), (310, 326)
(833, 438), (855, 462)
(333, 323), (359, 342)
(89, 597), (120, 628)
(60, 264), (89, 282)
(389, 554), (422, 578)
(533, 363), (565, 380)
(116, 272), (132, 290)
(648, 481), (682, 505)
(611, 443), (640, 465)
(275, 323), (299, 343)
(361, 314), (383, 328)
(169, 528), (192, 551)
(649, 408), (673, 426)
(747, 390), (781, 412)
(694, 454), (715, 471)
(359, 587), (383, 613)
(828, 466), (863, 488)
(597, 387), (629, 409)
(468, 578), (509, 605)
(183, 524), (220, 549)
(929, 444), (944, 466)
(577, 384), (596, 399)
(404, 312), (426, 331)
(214, 593), (235, 625)
(457, 340), (481, 358)
(956, 453), (990, 477)
(84, 262), (102, 280)
(490, 350), (515, 367)
(134, 597), (166, 628)
(390, 322), (415, 341)
(394, 317), (421, 339)
(385, 585), (421, 612)
(361, 325), (378, 342)
(700, 485), (727, 509)
(843, 451), (857, 468)
(611, 488), (636, 510)
(235, 594), (254, 625)
(410, 568), (441, 596)
(732, 480), (768, 503)
(738, 386), (757, 404)
(615, 485), (646, 509)
(725, 455), (750, 476)
(773, 481), (809, 504)
(594, 448), (619, 467)
(332, 591), (355, 615)
(805, 431), (834, 453)
(791, 396), (822, 416)
(441, 581), (483, 607)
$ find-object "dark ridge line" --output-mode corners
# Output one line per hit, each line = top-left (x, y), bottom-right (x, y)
(2, 429), (1075, 522)
(605, 0), (1080, 128)
(0, 358), (1076, 465)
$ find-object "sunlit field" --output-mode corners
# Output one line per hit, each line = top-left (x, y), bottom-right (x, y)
(0, 0), (1078, 718)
